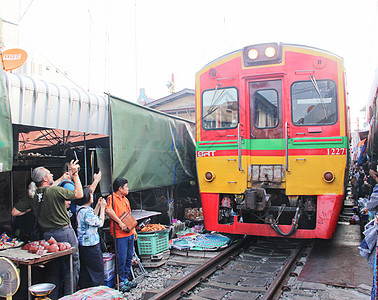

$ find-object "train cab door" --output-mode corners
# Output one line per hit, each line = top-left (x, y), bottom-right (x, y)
(248, 80), (285, 186)
(199, 86), (246, 194)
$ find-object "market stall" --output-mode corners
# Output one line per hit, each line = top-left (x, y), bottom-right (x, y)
(0, 239), (76, 300)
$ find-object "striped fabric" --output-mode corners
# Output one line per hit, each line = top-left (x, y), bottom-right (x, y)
(59, 286), (123, 299)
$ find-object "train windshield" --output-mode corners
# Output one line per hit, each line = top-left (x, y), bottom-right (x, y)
(202, 87), (238, 129)
(291, 80), (337, 126)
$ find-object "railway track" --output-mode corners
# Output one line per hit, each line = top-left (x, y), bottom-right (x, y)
(148, 237), (306, 300)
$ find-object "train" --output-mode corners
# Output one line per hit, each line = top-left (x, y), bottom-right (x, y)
(195, 43), (350, 239)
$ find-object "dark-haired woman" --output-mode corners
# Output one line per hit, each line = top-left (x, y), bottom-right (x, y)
(76, 187), (107, 288)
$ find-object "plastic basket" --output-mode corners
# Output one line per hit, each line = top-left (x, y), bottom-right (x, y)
(137, 230), (169, 255)
(103, 253), (115, 271)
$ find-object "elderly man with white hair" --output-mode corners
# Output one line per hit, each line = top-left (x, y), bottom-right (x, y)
(12, 160), (83, 299)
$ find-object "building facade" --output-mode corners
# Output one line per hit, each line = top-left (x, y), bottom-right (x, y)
(143, 88), (195, 122)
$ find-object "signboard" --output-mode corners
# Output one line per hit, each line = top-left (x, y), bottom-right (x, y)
(1, 48), (28, 71)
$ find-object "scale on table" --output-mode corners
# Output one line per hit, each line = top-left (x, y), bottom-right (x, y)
(29, 283), (56, 300)
(0, 257), (20, 300)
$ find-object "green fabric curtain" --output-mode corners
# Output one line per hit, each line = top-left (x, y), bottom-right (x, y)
(96, 148), (112, 194)
(0, 71), (13, 172)
(110, 95), (195, 192)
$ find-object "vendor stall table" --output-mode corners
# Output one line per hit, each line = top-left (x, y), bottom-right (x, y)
(131, 209), (161, 220)
(0, 247), (77, 300)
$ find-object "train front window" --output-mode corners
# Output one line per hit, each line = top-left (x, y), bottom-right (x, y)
(202, 87), (238, 129)
(291, 80), (337, 126)
(253, 89), (279, 128)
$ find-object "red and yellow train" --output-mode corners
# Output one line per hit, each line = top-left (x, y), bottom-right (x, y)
(195, 43), (349, 239)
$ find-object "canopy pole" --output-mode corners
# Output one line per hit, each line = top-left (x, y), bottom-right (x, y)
(107, 93), (119, 290)
(84, 132), (87, 185)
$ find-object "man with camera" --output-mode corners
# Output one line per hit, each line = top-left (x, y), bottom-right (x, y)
(11, 160), (83, 299)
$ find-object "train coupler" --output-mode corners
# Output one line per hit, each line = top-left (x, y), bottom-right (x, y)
(269, 200), (303, 236)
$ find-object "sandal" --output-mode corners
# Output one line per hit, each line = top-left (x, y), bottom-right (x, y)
(124, 280), (138, 288)
(119, 282), (131, 292)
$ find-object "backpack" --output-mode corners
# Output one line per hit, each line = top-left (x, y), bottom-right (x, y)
(59, 180), (74, 189)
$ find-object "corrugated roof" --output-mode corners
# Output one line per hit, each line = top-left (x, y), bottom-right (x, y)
(3, 71), (109, 135)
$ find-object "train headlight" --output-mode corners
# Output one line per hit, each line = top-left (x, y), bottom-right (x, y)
(265, 46), (276, 58)
(323, 171), (335, 183)
(243, 43), (282, 67)
(204, 171), (215, 182)
(248, 49), (259, 60)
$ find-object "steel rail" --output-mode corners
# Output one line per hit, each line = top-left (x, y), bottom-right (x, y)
(150, 238), (249, 300)
(261, 240), (306, 300)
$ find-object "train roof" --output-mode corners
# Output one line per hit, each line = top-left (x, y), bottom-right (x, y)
(197, 42), (344, 73)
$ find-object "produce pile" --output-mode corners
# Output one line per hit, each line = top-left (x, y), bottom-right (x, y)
(0, 233), (23, 250)
(22, 237), (71, 255)
(140, 224), (166, 232)
(184, 207), (203, 221)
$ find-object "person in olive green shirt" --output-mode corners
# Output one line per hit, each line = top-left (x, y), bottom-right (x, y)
(11, 160), (83, 299)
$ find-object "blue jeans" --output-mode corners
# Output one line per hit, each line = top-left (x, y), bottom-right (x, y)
(116, 235), (134, 282)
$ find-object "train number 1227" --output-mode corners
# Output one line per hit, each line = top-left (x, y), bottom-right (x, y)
(327, 148), (345, 155)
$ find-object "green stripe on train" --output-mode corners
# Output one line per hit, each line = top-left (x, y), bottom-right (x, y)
(196, 136), (349, 150)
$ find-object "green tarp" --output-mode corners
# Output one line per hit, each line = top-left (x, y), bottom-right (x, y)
(110, 95), (195, 192)
(0, 70), (13, 172)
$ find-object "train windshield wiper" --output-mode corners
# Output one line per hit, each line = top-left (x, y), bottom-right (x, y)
(202, 106), (219, 120)
(310, 75), (328, 120)
(202, 84), (225, 120)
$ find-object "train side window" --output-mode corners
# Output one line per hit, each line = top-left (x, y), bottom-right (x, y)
(253, 89), (279, 128)
(202, 87), (238, 129)
(291, 80), (337, 126)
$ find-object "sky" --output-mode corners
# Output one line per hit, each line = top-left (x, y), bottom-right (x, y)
(17, 0), (378, 128)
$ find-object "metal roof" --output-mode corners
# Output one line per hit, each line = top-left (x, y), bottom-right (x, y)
(144, 88), (194, 109)
(3, 71), (109, 135)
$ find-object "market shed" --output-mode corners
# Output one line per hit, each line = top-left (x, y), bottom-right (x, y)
(0, 70), (197, 229)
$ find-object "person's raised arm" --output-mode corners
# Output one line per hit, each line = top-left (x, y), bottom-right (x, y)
(52, 172), (70, 186)
(98, 198), (106, 223)
(89, 171), (101, 193)
(94, 197), (101, 215)
(70, 160), (83, 199)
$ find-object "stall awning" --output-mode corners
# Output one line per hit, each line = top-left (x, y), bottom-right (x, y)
(110, 95), (195, 191)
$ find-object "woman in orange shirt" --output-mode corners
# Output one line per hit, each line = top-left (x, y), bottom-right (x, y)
(106, 178), (138, 292)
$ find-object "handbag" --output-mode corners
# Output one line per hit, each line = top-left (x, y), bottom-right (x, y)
(119, 211), (137, 232)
